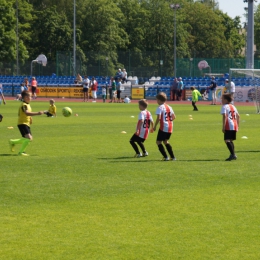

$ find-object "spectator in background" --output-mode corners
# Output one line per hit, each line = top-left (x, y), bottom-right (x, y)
(122, 69), (127, 83)
(177, 77), (184, 101)
(0, 85), (6, 105)
(75, 73), (82, 84)
(16, 83), (28, 101)
(83, 75), (90, 102)
(124, 96), (131, 103)
(91, 77), (98, 102)
(209, 76), (217, 105)
(108, 77), (113, 101)
(31, 77), (38, 99)
(171, 78), (178, 101)
(115, 69), (122, 80)
(116, 78), (122, 103)
(225, 79), (235, 103)
(23, 78), (29, 90)
(109, 78), (117, 103)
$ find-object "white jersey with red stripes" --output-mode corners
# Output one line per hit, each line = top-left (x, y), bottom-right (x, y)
(156, 104), (174, 133)
(135, 110), (153, 139)
(221, 104), (239, 131)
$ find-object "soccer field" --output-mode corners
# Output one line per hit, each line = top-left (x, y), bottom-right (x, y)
(1, 100), (260, 259)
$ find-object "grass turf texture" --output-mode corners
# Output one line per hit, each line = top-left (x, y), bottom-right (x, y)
(1, 100), (260, 259)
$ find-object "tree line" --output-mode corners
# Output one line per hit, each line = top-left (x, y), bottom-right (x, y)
(0, 0), (253, 75)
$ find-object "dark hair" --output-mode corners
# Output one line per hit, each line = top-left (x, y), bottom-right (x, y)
(138, 99), (148, 108)
(21, 90), (30, 99)
(156, 92), (167, 102)
(190, 86), (195, 90)
(222, 93), (232, 103)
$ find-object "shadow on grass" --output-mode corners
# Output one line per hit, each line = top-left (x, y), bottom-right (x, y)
(0, 154), (38, 157)
(236, 150), (260, 153)
(179, 159), (222, 162)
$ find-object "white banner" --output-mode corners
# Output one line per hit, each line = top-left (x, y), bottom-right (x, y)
(215, 87), (258, 102)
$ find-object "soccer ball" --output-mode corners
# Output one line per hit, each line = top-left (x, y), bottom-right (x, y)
(62, 107), (72, 117)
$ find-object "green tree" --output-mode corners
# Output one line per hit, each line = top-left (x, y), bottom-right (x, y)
(0, 0), (16, 61)
(30, 6), (73, 61)
(254, 4), (260, 58)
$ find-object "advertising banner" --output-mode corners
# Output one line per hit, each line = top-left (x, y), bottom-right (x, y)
(37, 86), (84, 98)
(131, 87), (144, 99)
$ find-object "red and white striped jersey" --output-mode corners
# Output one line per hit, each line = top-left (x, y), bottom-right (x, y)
(156, 104), (174, 133)
(135, 110), (153, 139)
(221, 104), (239, 131)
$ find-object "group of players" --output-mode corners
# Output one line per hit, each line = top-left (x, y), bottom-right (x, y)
(130, 92), (239, 161)
(2, 86), (239, 160)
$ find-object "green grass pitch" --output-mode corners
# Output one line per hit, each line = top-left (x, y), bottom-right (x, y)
(1, 100), (260, 259)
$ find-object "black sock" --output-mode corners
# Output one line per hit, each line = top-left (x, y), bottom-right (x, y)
(165, 143), (175, 158)
(226, 142), (234, 155)
(158, 144), (168, 158)
(130, 141), (140, 154)
(230, 141), (235, 154)
(137, 142), (146, 154)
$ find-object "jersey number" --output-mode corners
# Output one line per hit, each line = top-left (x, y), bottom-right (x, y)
(164, 112), (172, 121)
(229, 111), (236, 120)
(143, 119), (151, 128)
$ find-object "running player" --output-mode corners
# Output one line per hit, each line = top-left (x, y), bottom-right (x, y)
(153, 92), (176, 161)
(130, 99), (154, 157)
(221, 93), (240, 161)
(9, 91), (44, 156)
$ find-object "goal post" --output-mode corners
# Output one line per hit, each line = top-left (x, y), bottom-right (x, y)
(229, 68), (260, 113)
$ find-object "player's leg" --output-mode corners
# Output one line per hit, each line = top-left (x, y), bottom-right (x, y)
(156, 130), (168, 160)
(163, 139), (176, 160)
(10, 125), (32, 155)
(130, 134), (142, 157)
(137, 139), (148, 156)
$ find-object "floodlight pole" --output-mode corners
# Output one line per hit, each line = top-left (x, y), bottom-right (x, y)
(73, 0), (76, 76)
(245, 0), (257, 69)
(170, 4), (181, 78)
(16, 0), (19, 75)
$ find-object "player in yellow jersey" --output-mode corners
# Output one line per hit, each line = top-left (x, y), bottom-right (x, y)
(9, 91), (44, 156)
(44, 99), (57, 117)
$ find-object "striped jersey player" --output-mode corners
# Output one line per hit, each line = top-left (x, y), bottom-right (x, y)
(130, 99), (154, 158)
(221, 93), (240, 161)
(153, 92), (176, 161)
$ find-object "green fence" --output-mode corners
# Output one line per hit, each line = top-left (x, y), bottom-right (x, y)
(2, 51), (260, 78)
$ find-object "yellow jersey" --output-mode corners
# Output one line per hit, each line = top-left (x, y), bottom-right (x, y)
(48, 104), (56, 115)
(18, 102), (31, 126)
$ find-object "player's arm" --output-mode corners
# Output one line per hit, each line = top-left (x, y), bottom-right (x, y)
(1, 92), (6, 105)
(153, 115), (160, 131)
(136, 120), (143, 135)
(23, 106), (44, 116)
(150, 120), (154, 133)
(236, 112), (240, 128)
(222, 114), (226, 133)
(172, 113), (176, 121)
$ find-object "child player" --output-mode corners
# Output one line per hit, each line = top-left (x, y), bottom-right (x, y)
(153, 92), (176, 161)
(9, 91), (44, 156)
(0, 84), (6, 122)
(130, 99), (154, 158)
(44, 99), (57, 117)
(221, 93), (240, 161)
(191, 86), (201, 111)
(102, 85), (106, 103)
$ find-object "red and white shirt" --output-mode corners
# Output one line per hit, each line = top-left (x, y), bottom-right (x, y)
(135, 110), (153, 139)
(221, 104), (239, 131)
(156, 104), (174, 133)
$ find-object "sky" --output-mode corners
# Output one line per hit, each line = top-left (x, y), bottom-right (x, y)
(218, 0), (247, 23)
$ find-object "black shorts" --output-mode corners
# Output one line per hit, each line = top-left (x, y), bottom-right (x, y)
(130, 134), (145, 143)
(83, 88), (89, 93)
(117, 90), (121, 99)
(157, 129), (171, 142)
(18, 124), (31, 137)
(224, 130), (236, 141)
(31, 86), (37, 94)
